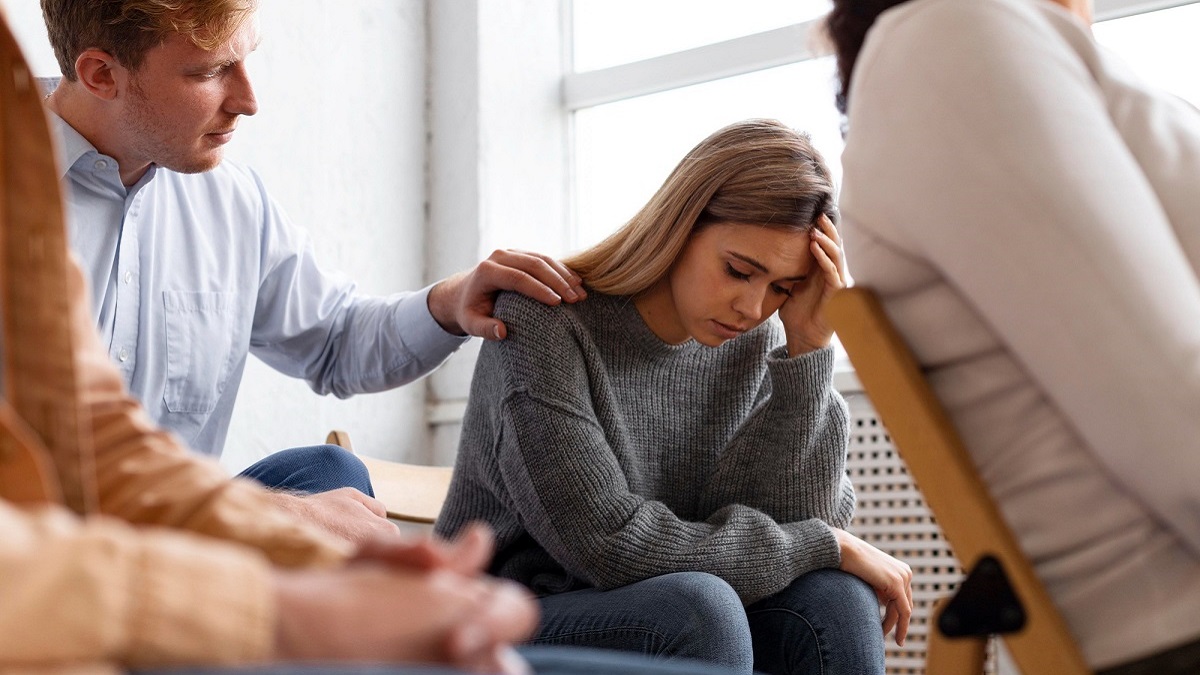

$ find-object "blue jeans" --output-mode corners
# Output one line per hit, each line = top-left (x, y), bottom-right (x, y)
(132, 645), (740, 674)
(533, 570), (885, 675)
(531, 572), (754, 672)
(746, 569), (886, 675)
(238, 445), (375, 497)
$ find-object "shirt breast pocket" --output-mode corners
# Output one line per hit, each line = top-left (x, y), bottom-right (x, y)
(162, 290), (242, 414)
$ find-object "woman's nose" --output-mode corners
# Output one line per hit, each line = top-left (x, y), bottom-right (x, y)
(732, 287), (765, 321)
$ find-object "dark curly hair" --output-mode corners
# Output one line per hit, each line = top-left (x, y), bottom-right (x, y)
(826, 0), (910, 114)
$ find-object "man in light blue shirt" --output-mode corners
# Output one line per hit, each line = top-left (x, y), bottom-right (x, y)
(40, 0), (585, 545)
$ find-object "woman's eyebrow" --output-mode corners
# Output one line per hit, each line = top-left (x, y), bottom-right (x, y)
(729, 252), (806, 281)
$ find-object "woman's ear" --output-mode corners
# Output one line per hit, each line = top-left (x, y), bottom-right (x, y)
(73, 48), (122, 101)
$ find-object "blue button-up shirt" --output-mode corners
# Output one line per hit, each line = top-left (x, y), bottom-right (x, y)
(54, 114), (466, 457)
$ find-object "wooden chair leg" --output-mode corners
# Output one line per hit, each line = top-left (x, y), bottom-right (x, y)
(928, 596), (988, 675)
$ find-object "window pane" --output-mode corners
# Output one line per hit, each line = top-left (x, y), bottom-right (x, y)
(572, 0), (832, 72)
(1093, 2), (1200, 106)
(573, 57), (842, 250)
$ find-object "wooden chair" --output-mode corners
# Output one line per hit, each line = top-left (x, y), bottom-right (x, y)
(325, 430), (452, 525)
(827, 287), (1090, 675)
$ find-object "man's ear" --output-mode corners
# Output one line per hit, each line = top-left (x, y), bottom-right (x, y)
(73, 48), (123, 101)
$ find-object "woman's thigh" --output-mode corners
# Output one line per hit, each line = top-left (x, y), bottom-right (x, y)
(532, 571), (754, 672)
(746, 569), (885, 675)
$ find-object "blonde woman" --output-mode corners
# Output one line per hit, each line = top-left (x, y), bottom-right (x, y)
(437, 120), (912, 675)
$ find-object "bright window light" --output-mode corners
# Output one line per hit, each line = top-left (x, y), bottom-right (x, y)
(573, 58), (842, 250)
(1093, 2), (1200, 107)
(572, 0), (831, 72)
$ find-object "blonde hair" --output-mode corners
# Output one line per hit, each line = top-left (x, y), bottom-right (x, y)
(41, 0), (257, 81)
(565, 119), (837, 296)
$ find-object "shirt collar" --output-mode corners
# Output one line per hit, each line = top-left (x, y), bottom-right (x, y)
(48, 110), (158, 189)
(47, 110), (97, 180)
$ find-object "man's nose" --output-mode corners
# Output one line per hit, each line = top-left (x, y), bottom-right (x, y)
(225, 62), (257, 117)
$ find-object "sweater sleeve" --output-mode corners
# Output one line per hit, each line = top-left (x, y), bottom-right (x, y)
(698, 345), (856, 530)
(485, 300), (841, 605)
(843, 0), (1200, 557)
(0, 502), (274, 668)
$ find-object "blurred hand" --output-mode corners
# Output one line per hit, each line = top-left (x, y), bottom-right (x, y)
(428, 250), (586, 340)
(355, 521), (496, 576)
(779, 215), (847, 356)
(273, 562), (538, 673)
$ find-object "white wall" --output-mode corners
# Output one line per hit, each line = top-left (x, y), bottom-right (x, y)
(221, 1), (428, 471)
(426, 0), (569, 465)
(0, 1), (56, 75)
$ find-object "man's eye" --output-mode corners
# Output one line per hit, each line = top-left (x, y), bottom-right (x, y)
(198, 65), (227, 79)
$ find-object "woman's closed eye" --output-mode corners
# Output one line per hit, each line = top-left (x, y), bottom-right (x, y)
(725, 263), (752, 281)
(770, 283), (793, 297)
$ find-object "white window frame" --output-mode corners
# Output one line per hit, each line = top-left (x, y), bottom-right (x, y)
(565, 0), (1194, 113)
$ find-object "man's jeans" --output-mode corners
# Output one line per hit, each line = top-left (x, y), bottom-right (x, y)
(533, 569), (885, 675)
(238, 444), (374, 497)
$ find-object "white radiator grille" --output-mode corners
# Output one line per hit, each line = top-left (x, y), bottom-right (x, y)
(842, 390), (998, 675)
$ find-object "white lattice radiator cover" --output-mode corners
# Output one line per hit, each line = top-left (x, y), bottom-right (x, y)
(841, 389), (1000, 675)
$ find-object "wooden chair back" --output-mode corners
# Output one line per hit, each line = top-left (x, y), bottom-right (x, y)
(828, 287), (1090, 675)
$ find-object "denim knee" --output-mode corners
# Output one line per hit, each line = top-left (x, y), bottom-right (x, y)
(747, 569), (885, 675)
(644, 572), (753, 667)
(653, 572), (748, 629)
(534, 571), (754, 672)
(237, 444), (375, 497)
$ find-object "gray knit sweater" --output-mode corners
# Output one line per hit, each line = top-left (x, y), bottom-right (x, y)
(435, 291), (854, 605)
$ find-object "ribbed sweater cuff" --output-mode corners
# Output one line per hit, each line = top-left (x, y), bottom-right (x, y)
(767, 344), (835, 398)
(782, 519), (842, 573)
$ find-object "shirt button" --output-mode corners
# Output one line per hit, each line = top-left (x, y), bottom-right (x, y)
(94, 159), (108, 171)
(123, 271), (133, 284)
(118, 348), (129, 362)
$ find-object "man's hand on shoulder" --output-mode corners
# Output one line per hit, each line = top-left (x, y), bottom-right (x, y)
(428, 249), (587, 340)
(267, 487), (398, 547)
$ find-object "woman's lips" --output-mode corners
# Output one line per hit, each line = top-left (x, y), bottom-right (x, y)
(711, 320), (747, 339)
